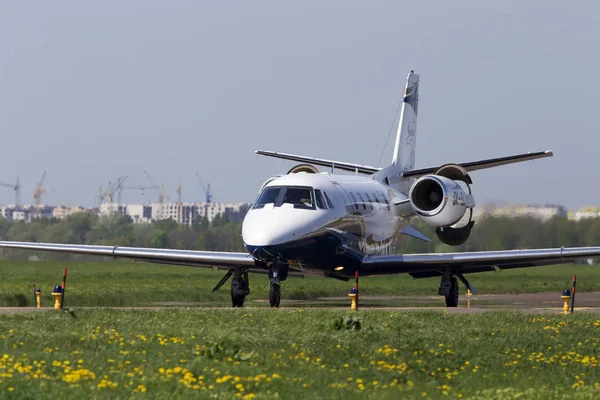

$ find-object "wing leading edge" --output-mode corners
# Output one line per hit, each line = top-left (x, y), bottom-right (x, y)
(0, 241), (257, 269)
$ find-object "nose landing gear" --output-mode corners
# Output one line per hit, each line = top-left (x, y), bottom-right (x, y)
(268, 264), (288, 308)
(269, 282), (281, 307)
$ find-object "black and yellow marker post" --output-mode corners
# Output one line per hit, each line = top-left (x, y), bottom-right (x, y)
(570, 275), (576, 313)
(60, 268), (67, 310)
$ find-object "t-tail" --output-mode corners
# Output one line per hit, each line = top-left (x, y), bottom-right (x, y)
(376, 70), (419, 194)
(392, 70), (419, 171)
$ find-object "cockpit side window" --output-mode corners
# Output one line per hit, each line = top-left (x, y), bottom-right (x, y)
(253, 186), (282, 209)
(323, 192), (334, 208)
(315, 189), (327, 209)
(282, 187), (315, 209)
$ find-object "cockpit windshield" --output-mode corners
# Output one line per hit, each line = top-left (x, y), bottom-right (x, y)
(253, 187), (281, 209)
(252, 186), (315, 210)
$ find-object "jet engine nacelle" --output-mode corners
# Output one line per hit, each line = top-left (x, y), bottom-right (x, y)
(409, 175), (475, 228)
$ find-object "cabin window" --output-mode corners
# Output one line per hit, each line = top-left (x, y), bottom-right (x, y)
(253, 186), (282, 209)
(371, 192), (381, 209)
(364, 193), (374, 210)
(315, 189), (327, 209)
(379, 191), (391, 211)
(356, 193), (367, 210)
(323, 192), (334, 208)
(348, 193), (359, 211)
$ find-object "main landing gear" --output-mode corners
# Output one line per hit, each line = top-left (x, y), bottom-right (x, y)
(438, 270), (473, 307)
(212, 267), (250, 308)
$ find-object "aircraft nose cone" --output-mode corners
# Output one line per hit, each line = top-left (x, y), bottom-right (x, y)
(242, 206), (320, 247)
(242, 209), (292, 246)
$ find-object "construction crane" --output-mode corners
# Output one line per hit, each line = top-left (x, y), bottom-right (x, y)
(33, 171), (47, 216)
(176, 178), (182, 203)
(144, 170), (164, 218)
(195, 173), (213, 203)
(104, 176), (128, 204)
(0, 177), (21, 207)
(96, 186), (104, 207)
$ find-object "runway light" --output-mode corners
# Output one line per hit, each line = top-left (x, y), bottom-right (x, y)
(334, 266), (344, 271)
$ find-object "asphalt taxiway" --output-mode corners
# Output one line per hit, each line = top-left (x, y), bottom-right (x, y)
(2, 292), (600, 314)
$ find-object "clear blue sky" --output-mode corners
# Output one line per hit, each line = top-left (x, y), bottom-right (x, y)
(0, 1), (597, 208)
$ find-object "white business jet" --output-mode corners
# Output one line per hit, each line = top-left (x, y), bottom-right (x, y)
(1, 71), (596, 308)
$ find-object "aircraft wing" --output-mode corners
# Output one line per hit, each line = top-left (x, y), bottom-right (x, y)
(255, 150), (380, 174)
(401, 150), (553, 178)
(360, 246), (600, 276)
(0, 241), (259, 270)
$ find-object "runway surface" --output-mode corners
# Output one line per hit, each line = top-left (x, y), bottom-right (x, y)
(2, 292), (600, 314)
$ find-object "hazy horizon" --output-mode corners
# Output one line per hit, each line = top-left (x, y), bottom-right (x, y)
(1, 1), (598, 208)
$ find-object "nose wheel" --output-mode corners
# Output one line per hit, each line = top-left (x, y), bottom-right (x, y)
(268, 264), (287, 308)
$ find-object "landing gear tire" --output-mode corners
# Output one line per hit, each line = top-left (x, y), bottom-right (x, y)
(269, 282), (281, 308)
(445, 277), (459, 307)
(231, 276), (249, 308)
(231, 291), (245, 308)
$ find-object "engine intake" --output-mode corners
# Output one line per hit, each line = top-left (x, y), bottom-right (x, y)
(409, 175), (475, 228)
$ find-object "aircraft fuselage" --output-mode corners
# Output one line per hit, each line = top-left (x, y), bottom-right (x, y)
(242, 172), (413, 276)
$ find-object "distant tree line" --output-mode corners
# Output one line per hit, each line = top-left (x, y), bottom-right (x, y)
(1, 213), (600, 261)
(0, 212), (245, 260)
(395, 216), (600, 255)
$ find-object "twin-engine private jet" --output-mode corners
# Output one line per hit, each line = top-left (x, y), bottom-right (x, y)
(1, 71), (598, 308)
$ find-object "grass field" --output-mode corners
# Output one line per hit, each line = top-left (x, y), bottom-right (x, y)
(1, 309), (600, 399)
(0, 260), (597, 307)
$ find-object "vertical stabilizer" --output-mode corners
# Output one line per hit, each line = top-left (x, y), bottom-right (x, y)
(374, 71), (419, 194)
(392, 71), (419, 172)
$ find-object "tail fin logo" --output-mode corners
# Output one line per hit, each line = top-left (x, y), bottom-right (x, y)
(403, 83), (419, 115)
(406, 121), (416, 145)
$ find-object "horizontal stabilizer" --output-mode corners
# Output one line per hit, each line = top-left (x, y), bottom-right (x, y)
(256, 150), (379, 175)
(402, 150), (553, 179)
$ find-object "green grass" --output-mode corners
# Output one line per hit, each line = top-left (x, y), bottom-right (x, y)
(0, 260), (596, 307)
(1, 310), (600, 399)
